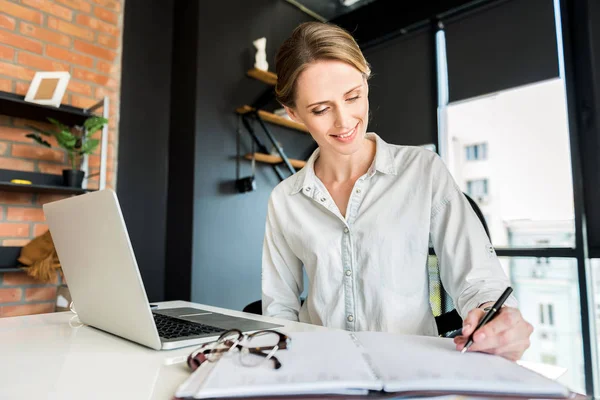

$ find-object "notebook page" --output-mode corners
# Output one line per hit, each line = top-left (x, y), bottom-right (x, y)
(354, 331), (570, 398)
(188, 331), (382, 399)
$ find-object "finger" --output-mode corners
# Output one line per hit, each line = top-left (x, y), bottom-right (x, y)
(487, 337), (532, 361)
(470, 307), (520, 343)
(468, 318), (533, 353)
(460, 308), (486, 337)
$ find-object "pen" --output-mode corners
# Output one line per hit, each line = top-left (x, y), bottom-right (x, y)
(461, 286), (513, 354)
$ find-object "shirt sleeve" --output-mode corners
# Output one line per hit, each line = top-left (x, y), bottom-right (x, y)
(428, 153), (518, 320)
(261, 192), (304, 321)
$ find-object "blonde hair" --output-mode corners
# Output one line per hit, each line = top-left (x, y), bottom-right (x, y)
(274, 21), (371, 108)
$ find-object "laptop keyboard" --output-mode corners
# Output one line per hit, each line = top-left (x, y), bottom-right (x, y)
(153, 313), (226, 339)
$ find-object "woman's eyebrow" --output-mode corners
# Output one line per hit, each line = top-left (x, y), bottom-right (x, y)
(306, 84), (363, 109)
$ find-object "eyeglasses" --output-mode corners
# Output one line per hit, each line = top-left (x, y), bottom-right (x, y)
(187, 329), (291, 371)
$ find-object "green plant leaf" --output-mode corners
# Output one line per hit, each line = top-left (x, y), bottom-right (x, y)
(80, 138), (99, 154)
(55, 130), (76, 151)
(84, 116), (108, 135)
(25, 133), (51, 147)
(47, 117), (70, 133)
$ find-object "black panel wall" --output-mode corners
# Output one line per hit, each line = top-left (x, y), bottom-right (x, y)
(117, 0), (174, 302)
(362, 28), (437, 147)
(444, 0), (559, 102)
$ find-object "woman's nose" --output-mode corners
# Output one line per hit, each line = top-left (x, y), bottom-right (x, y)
(334, 107), (352, 129)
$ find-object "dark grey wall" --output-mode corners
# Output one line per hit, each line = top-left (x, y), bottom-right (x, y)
(117, 0), (173, 302)
(190, 1), (315, 310)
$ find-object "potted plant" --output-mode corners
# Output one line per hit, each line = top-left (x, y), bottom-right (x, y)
(26, 116), (108, 187)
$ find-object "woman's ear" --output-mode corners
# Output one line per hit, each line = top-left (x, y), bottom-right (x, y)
(284, 106), (301, 123)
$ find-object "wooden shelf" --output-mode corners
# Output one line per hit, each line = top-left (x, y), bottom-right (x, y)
(0, 169), (94, 195)
(245, 152), (306, 169)
(236, 105), (309, 133)
(0, 90), (97, 126)
(246, 68), (277, 86)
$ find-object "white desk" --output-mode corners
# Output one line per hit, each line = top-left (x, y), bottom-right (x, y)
(0, 300), (329, 400)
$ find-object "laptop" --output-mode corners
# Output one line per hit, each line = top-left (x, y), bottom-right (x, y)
(43, 188), (283, 350)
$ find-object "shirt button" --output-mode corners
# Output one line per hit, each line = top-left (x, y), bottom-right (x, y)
(347, 315), (354, 322)
(304, 187), (311, 192)
(345, 269), (352, 276)
(343, 227), (349, 233)
(320, 197), (326, 202)
(355, 188), (361, 194)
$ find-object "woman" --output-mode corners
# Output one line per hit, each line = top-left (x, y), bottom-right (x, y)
(261, 21), (533, 361)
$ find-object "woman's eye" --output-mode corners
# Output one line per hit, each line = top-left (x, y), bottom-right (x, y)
(347, 96), (360, 102)
(312, 108), (328, 115)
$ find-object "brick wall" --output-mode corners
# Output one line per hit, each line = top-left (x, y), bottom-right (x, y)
(0, 0), (123, 317)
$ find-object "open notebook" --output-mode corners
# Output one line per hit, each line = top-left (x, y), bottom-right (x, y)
(175, 330), (572, 399)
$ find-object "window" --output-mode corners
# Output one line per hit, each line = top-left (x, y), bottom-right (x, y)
(466, 178), (488, 198)
(465, 142), (488, 161)
(500, 256), (585, 393)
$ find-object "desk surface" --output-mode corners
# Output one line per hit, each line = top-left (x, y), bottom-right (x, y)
(0, 300), (329, 400)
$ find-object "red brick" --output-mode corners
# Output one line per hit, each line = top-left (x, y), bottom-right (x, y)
(36, 194), (71, 206)
(48, 17), (94, 41)
(0, 223), (29, 237)
(0, 78), (11, 91)
(0, 14), (16, 30)
(7, 207), (45, 222)
(92, 0), (121, 12)
(38, 162), (67, 175)
(72, 68), (109, 86)
(93, 6), (118, 24)
(88, 154), (100, 167)
(0, 30), (43, 54)
(20, 22), (72, 48)
(97, 33), (118, 49)
(33, 223), (48, 236)
(0, 156), (35, 172)
(3, 239), (30, 246)
(47, 45), (93, 68)
(12, 144), (65, 163)
(55, 0), (91, 13)
(2, 271), (37, 285)
(17, 52), (69, 72)
(70, 94), (97, 109)
(25, 287), (57, 302)
(0, 44), (13, 61)
(22, 0), (73, 21)
(0, 193), (33, 206)
(66, 80), (92, 97)
(76, 14), (120, 36)
(0, 302), (55, 317)
(0, 142), (7, 155)
(0, 288), (22, 303)
(15, 81), (28, 96)
(73, 40), (116, 61)
(0, 0), (43, 24)
(0, 62), (35, 80)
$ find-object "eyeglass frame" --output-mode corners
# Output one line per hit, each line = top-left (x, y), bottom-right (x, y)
(187, 328), (291, 371)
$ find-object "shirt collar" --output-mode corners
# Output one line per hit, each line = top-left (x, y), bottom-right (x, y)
(290, 132), (397, 196)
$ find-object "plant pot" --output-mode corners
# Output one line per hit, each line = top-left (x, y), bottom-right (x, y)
(62, 169), (84, 188)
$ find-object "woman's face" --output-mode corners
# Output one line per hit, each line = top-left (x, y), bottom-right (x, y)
(285, 60), (369, 157)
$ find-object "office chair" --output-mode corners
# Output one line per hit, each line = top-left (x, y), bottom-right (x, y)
(244, 192), (491, 338)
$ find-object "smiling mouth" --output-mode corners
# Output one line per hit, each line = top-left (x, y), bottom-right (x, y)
(331, 123), (358, 138)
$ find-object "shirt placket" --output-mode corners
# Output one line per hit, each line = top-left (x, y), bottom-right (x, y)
(307, 176), (367, 331)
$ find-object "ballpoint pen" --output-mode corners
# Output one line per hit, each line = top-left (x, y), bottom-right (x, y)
(461, 286), (513, 354)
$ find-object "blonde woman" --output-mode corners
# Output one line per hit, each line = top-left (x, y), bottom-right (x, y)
(261, 21), (533, 361)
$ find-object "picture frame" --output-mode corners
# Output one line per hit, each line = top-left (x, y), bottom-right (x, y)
(24, 71), (70, 108)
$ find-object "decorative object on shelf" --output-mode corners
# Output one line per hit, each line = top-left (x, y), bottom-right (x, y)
(253, 37), (269, 71)
(10, 179), (32, 185)
(26, 115), (108, 187)
(24, 71), (70, 108)
(17, 230), (61, 283)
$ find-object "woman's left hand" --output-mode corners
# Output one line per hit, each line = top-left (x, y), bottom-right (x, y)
(454, 305), (534, 361)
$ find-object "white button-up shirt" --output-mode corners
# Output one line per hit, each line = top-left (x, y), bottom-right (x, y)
(261, 133), (517, 336)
